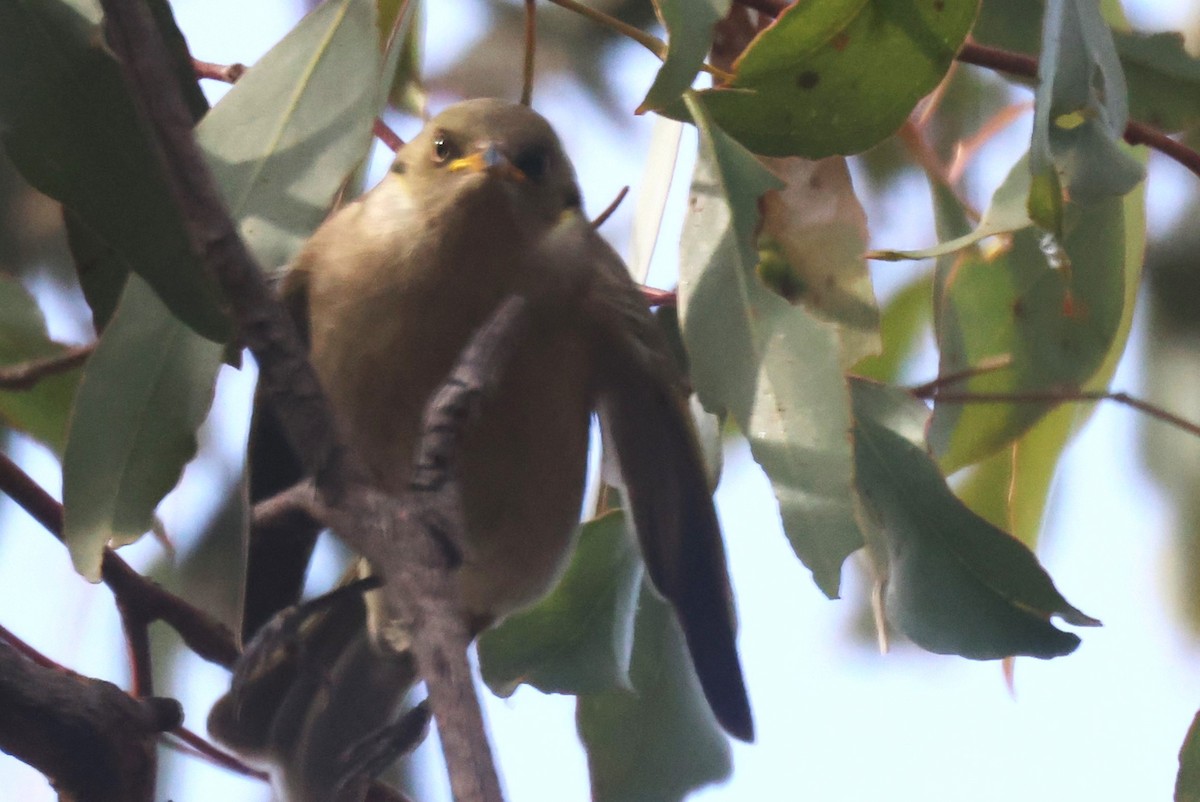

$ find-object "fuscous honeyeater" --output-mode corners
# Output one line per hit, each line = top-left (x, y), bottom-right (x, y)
(210, 98), (752, 799)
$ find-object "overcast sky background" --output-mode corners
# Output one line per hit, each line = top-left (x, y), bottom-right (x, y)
(3, 1), (1200, 800)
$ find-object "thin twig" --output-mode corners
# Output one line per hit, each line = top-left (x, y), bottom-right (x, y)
(522, 0), (537, 106)
(590, 185), (628, 228)
(117, 600), (154, 697)
(639, 285), (676, 307)
(956, 41), (1200, 182)
(725, 2), (1200, 183)
(948, 102), (1034, 184)
(907, 354), (1014, 396)
(373, 118), (405, 152)
(191, 57), (405, 151)
(192, 58), (246, 83)
(0, 452), (240, 668)
(920, 387), (1200, 440)
(546, 0), (734, 84)
(0, 345), (93, 391)
(164, 727), (269, 780)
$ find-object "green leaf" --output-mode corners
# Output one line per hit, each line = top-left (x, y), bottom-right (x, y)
(378, 0), (425, 114)
(758, 156), (879, 367)
(852, 272), (932, 384)
(478, 512), (642, 697)
(638, 0), (730, 113)
(196, 0), (383, 274)
(1179, 708), (1200, 802)
(851, 378), (1099, 660)
(1031, 0), (1144, 204)
(0, 275), (81, 452)
(1117, 31), (1200, 133)
(869, 161), (1034, 261)
(679, 95), (862, 597)
(0, 0), (230, 342)
(577, 583), (731, 802)
(928, 152), (1139, 473)
(954, 156), (1146, 547)
(689, 0), (979, 157)
(63, 275), (223, 581)
(61, 0), (384, 580)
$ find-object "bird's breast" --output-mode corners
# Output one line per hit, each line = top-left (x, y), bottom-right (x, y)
(306, 213), (595, 622)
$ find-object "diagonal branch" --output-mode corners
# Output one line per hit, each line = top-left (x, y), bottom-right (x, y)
(0, 453), (239, 668)
(99, 2), (505, 800)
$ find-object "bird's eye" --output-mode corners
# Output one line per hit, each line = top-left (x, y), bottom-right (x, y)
(432, 133), (455, 163)
(514, 147), (549, 182)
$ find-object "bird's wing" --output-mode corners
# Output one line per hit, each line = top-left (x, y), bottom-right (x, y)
(546, 213), (754, 741)
(241, 264), (322, 644)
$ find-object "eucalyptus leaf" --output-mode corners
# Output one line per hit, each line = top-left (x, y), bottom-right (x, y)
(688, 0), (978, 157)
(0, 0), (230, 341)
(478, 511), (642, 697)
(1178, 708), (1200, 802)
(758, 155), (878, 367)
(927, 152), (1139, 473)
(638, 0), (730, 113)
(851, 378), (1099, 660)
(1031, 0), (1144, 206)
(679, 95), (862, 597)
(63, 275), (223, 581)
(61, 0), (383, 580)
(577, 583), (732, 802)
(0, 275), (82, 453)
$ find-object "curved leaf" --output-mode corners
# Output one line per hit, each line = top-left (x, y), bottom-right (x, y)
(577, 583), (732, 802)
(63, 275), (223, 581)
(679, 95), (862, 597)
(691, 0), (979, 157)
(851, 378), (1099, 660)
(478, 512), (643, 697)
(0, 0), (230, 342)
(1031, 0), (1144, 206)
(928, 153), (1141, 472)
(759, 155), (879, 367)
(0, 275), (81, 452)
(638, 0), (730, 113)
(196, 0), (383, 274)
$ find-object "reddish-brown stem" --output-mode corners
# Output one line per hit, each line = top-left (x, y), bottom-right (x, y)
(522, 0), (537, 106)
(0, 623), (58, 669)
(165, 727), (269, 781)
(957, 41), (1200, 181)
(640, 286), (677, 307)
(907, 355), (1014, 396)
(0, 345), (93, 391)
(0, 453), (239, 669)
(726, 3), (1200, 182)
(190, 58), (405, 152)
(918, 388), (1200, 440)
(192, 59), (246, 84)
(373, 118), (404, 152)
(591, 185), (629, 228)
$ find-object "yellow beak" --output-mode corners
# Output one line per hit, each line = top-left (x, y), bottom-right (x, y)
(447, 143), (527, 182)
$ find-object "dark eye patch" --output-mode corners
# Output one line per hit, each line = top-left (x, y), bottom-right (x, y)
(432, 131), (458, 163)
(514, 146), (549, 181)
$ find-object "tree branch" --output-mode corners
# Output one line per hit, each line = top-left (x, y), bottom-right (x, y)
(0, 453), (239, 669)
(0, 639), (181, 802)
(957, 41), (1200, 181)
(0, 345), (93, 391)
(725, 2), (1200, 182)
(101, 2), (504, 799)
(915, 386), (1200, 440)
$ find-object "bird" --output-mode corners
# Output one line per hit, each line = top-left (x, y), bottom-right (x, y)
(211, 98), (752, 797)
